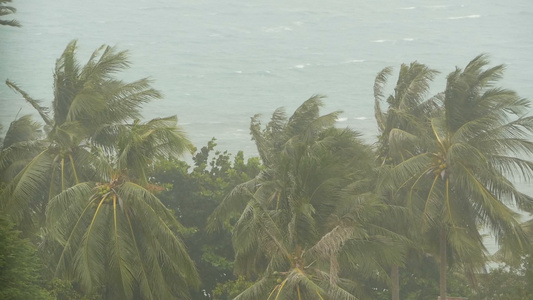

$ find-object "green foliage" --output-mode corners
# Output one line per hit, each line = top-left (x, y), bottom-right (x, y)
(373, 61), (442, 300)
(380, 55), (533, 298)
(2, 41), (199, 299)
(468, 251), (533, 300)
(2, 40), (165, 231)
(212, 276), (254, 300)
(0, 215), (51, 300)
(472, 263), (531, 300)
(46, 279), (101, 300)
(149, 138), (261, 299)
(210, 96), (405, 300)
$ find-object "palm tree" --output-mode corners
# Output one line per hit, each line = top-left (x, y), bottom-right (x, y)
(0, 0), (20, 27)
(373, 62), (441, 300)
(1, 41), (199, 299)
(45, 120), (199, 299)
(1, 40), (161, 229)
(209, 96), (405, 299)
(386, 55), (533, 299)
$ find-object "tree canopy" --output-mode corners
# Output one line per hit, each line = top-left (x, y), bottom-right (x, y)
(1, 39), (532, 300)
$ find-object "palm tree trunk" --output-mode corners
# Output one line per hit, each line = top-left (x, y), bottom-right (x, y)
(391, 264), (400, 300)
(439, 228), (447, 300)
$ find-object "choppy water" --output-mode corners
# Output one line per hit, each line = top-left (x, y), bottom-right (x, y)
(3, 0), (533, 154)
(1, 0), (532, 248)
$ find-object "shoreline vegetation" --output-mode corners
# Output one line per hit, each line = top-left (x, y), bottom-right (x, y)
(1, 7), (532, 299)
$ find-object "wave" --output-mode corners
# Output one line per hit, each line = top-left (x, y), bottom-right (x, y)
(371, 39), (392, 43)
(292, 63), (311, 69)
(400, 7), (416, 10)
(343, 59), (365, 64)
(354, 117), (368, 120)
(448, 14), (481, 20)
(217, 69), (275, 77)
(262, 26), (293, 33)
(372, 38), (414, 43)
(336, 117), (348, 122)
(372, 39), (415, 43)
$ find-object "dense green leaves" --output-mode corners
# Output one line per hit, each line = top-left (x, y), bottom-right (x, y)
(381, 55), (533, 299)
(0, 215), (50, 300)
(210, 96), (405, 299)
(1, 41), (199, 299)
(2, 41), (166, 230)
(148, 140), (261, 298)
(46, 180), (199, 299)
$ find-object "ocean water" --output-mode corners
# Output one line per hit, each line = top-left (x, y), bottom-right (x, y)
(3, 0), (533, 154)
(1, 0), (533, 248)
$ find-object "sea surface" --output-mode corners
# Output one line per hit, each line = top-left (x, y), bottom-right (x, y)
(2, 0), (533, 250)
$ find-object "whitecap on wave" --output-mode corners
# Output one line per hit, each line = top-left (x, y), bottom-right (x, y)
(343, 59), (365, 64)
(400, 6), (416, 10)
(336, 117), (348, 122)
(448, 14), (481, 20)
(354, 117), (368, 120)
(292, 63), (311, 69)
(403, 38), (414, 41)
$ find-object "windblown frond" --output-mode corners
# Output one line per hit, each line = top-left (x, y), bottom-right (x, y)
(0, 0), (20, 27)
(46, 180), (199, 299)
(211, 97), (403, 299)
(5, 80), (52, 125)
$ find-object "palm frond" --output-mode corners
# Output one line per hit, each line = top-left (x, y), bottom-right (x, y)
(1, 115), (41, 149)
(5, 80), (52, 125)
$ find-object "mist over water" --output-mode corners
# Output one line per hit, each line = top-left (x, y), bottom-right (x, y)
(2, 1), (533, 248)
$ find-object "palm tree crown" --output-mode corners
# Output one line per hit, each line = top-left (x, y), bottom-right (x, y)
(1, 41), (198, 299)
(210, 96), (405, 299)
(2, 40), (162, 227)
(385, 55), (533, 299)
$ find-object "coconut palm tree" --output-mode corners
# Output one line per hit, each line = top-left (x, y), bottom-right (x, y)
(1, 40), (161, 230)
(386, 55), (533, 299)
(373, 62), (441, 300)
(1, 41), (199, 298)
(0, 0), (20, 27)
(209, 96), (405, 299)
(45, 118), (199, 299)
